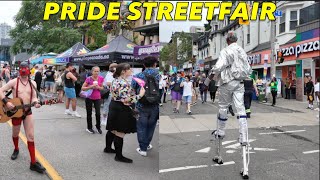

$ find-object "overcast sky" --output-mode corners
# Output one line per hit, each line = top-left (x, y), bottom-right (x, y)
(160, 1), (220, 43)
(0, 1), (21, 27)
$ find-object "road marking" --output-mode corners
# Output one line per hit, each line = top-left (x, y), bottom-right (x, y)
(303, 150), (319, 154)
(222, 140), (237, 145)
(259, 130), (305, 135)
(7, 121), (63, 180)
(159, 161), (236, 173)
(225, 139), (256, 149)
(196, 135), (200, 137)
(159, 165), (208, 173)
(195, 147), (211, 153)
(211, 161), (236, 166)
(251, 147), (277, 151)
(226, 150), (237, 154)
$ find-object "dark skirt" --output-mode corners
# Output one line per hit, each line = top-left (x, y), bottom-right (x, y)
(106, 101), (137, 134)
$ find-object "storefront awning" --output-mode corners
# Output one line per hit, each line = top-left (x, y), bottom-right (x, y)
(252, 60), (298, 69)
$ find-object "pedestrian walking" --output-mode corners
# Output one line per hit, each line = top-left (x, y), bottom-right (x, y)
(81, 66), (104, 134)
(306, 76), (314, 110)
(0, 62), (46, 174)
(208, 76), (218, 103)
(34, 68), (43, 92)
(170, 71), (184, 113)
(105, 63), (145, 163)
(55, 69), (64, 103)
(243, 77), (259, 118)
(314, 77), (320, 119)
(269, 77), (278, 106)
(102, 63), (117, 125)
(199, 73), (208, 103)
(44, 66), (56, 94)
(285, 77), (292, 99)
(180, 75), (193, 114)
(192, 72), (200, 105)
(132, 56), (160, 157)
(64, 63), (81, 117)
(159, 73), (167, 106)
(162, 71), (169, 103)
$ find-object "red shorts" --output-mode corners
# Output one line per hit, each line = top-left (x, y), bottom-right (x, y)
(12, 109), (32, 126)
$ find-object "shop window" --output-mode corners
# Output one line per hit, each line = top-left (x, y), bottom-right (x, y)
(290, 11), (298, 30)
(279, 12), (286, 33)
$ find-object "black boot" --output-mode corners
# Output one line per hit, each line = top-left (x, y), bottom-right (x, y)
(30, 162), (46, 173)
(114, 136), (132, 163)
(229, 106), (235, 116)
(11, 149), (19, 160)
(104, 131), (116, 153)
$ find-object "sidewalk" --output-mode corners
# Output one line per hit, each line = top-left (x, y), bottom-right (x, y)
(160, 97), (319, 134)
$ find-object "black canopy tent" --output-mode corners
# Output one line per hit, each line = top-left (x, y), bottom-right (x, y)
(72, 35), (140, 66)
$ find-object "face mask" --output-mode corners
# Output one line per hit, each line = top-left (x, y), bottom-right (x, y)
(19, 67), (30, 76)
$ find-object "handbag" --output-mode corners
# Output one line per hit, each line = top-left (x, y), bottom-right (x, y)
(80, 89), (93, 98)
(100, 88), (110, 99)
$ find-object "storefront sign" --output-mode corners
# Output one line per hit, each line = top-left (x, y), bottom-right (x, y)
(247, 54), (261, 65)
(278, 40), (319, 58)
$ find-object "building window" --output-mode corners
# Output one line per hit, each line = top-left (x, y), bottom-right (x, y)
(247, 26), (250, 44)
(290, 11), (298, 30)
(279, 12), (286, 33)
(206, 48), (209, 56)
(214, 25), (218, 30)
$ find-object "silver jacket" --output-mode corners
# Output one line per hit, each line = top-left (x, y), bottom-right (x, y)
(210, 43), (248, 86)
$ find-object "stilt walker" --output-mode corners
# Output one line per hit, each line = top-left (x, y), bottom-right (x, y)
(209, 31), (252, 179)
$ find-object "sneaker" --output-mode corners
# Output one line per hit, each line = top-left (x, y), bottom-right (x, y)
(30, 162), (46, 173)
(160, 103), (163, 107)
(72, 111), (81, 118)
(96, 128), (102, 134)
(188, 111), (192, 115)
(147, 144), (153, 151)
(136, 148), (147, 156)
(64, 109), (72, 115)
(86, 129), (95, 134)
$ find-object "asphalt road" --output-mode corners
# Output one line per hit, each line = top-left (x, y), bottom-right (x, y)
(159, 125), (319, 180)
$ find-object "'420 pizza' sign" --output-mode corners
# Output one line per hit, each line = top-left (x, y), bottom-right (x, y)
(278, 40), (319, 58)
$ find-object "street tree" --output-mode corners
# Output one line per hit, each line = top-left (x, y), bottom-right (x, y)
(176, 32), (193, 67)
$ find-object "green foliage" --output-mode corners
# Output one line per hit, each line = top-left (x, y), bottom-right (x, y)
(176, 32), (192, 66)
(9, 1), (93, 55)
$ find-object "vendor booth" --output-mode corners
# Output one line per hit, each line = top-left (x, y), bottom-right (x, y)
(72, 35), (138, 66)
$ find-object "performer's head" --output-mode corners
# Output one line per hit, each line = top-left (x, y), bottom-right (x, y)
(19, 62), (30, 77)
(226, 31), (238, 45)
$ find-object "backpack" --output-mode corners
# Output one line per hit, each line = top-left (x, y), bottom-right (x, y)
(229, 44), (252, 80)
(139, 72), (160, 105)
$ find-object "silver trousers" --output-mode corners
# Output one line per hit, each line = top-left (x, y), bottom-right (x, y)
(217, 80), (248, 143)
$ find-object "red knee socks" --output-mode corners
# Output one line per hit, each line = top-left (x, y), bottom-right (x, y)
(13, 137), (19, 150)
(27, 141), (36, 164)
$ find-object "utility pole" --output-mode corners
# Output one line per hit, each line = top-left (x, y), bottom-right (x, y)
(270, 1), (277, 78)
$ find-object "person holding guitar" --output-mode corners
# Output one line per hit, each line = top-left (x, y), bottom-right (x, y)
(0, 62), (46, 174)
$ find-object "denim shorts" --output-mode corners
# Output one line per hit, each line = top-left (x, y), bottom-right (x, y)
(183, 95), (192, 103)
(45, 81), (55, 89)
(64, 87), (76, 99)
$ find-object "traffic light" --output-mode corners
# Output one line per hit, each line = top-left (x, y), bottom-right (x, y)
(277, 51), (284, 64)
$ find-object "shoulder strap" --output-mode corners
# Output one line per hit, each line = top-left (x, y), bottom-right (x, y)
(16, 77), (19, 98)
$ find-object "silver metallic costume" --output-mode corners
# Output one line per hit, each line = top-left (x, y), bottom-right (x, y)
(210, 31), (251, 179)
(210, 32), (250, 143)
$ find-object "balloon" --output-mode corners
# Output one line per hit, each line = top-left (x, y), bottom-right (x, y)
(132, 77), (145, 87)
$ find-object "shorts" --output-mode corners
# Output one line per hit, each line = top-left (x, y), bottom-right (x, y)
(45, 81), (55, 89)
(183, 95), (192, 103)
(12, 109), (32, 126)
(171, 90), (182, 101)
(64, 87), (76, 99)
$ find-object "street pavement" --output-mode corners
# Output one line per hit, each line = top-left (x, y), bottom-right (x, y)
(0, 100), (159, 180)
(159, 92), (319, 180)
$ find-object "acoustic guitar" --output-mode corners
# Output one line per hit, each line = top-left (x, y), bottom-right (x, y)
(0, 97), (58, 123)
